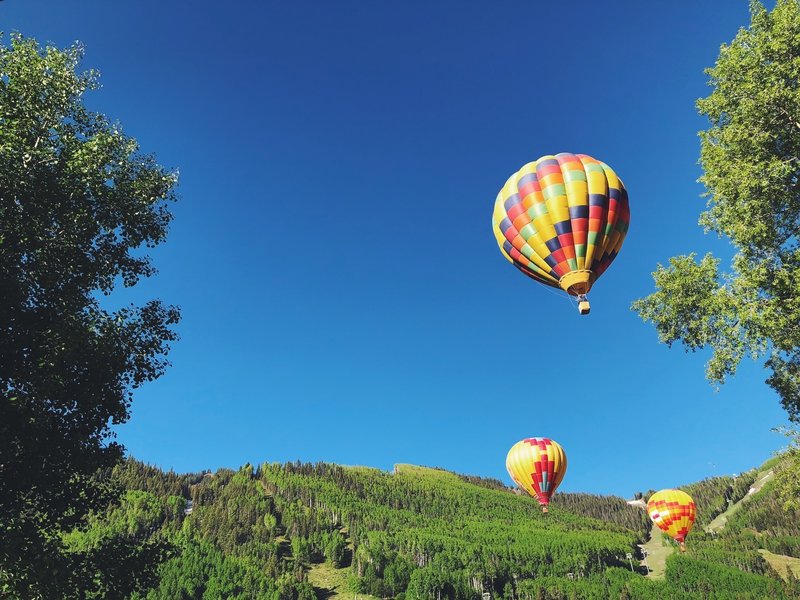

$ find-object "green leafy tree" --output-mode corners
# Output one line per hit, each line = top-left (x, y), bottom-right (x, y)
(632, 0), (800, 420)
(60, 490), (173, 599)
(0, 34), (179, 597)
(324, 531), (347, 567)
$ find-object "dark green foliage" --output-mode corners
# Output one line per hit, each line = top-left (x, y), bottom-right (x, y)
(111, 460), (206, 500)
(665, 554), (794, 599)
(0, 34), (179, 597)
(99, 457), (800, 600)
(550, 493), (651, 539)
(259, 462), (642, 598)
(516, 568), (682, 600)
(58, 490), (175, 599)
(681, 535), (773, 576)
(681, 470), (758, 527)
(324, 530), (347, 567)
(721, 477), (800, 558)
(122, 463), (315, 599)
(772, 431), (800, 511)
(458, 473), (511, 492)
(670, 457), (800, 585)
(130, 534), (281, 600)
(188, 469), (278, 560)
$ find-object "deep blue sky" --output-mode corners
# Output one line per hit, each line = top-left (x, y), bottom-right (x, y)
(3, 1), (789, 497)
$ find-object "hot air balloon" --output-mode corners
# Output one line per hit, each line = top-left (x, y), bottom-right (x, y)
(506, 438), (567, 512)
(491, 153), (630, 315)
(647, 489), (696, 552)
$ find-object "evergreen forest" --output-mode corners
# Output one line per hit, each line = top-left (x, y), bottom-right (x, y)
(64, 453), (800, 599)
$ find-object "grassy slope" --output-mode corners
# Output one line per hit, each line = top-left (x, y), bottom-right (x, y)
(758, 549), (800, 581)
(306, 526), (379, 600)
(306, 561), (379, 600)
(638, 523), (671, 579)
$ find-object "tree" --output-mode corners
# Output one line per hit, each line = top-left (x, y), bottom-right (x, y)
(0, 34), (179, 597)
(324, 531), (347, 567)
(773, 427), (800, 511)
(633, 0), (800, 421)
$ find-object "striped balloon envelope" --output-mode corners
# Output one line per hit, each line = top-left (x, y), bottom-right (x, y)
(491, 152), (630, 315)
(506, 438), (567, 512)
(647, 489), (696, 551)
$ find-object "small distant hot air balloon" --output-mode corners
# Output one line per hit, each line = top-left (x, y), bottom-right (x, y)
(506, 438), (567, 513)
(647, 489), (696, 552)
(491, 153), (630, 315)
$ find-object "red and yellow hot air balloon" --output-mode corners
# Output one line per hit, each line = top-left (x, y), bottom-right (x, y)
(491, 153), (630, 315)
(647, 489), (696, 552)
(506, 438), (567, 512)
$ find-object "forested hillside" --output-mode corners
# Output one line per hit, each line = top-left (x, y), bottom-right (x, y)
(75, 456), (800, 599)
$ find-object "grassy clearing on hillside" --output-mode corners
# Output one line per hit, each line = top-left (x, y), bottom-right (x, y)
(304, 525), (380, 600)
(639, 523), (672, 579)
(306, 561), (380, 600)
(758, 549), (800, 581)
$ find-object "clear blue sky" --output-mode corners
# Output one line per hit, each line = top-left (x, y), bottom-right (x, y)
(4, 1), (789, 497)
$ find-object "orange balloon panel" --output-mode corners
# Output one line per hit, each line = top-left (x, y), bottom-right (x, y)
(647, 489), (696, 544)
(506, 438), (567, 507)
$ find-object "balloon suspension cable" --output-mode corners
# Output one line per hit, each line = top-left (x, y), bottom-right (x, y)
(540, 284), (578, 313)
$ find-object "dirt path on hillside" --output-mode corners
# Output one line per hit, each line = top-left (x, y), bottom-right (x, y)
(705, 469), (774, 534)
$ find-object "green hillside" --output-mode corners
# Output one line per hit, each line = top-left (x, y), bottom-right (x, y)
(73, 456), (800, 600)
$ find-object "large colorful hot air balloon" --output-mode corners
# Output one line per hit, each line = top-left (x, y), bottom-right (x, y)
(491, 153), (630, 315)
(647, 489), (696, 552)
(506, 438), (567, 512)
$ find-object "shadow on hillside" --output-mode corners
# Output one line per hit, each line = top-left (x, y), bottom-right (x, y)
(314, 587), (335, 600)
(341, 545), (353, 568)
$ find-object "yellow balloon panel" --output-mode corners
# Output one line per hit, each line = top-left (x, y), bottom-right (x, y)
(506, 438), (567, 507)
